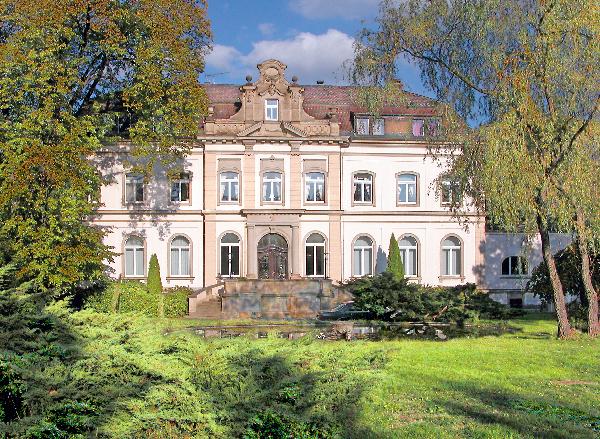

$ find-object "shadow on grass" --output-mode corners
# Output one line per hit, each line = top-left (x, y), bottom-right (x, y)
(432, 379), (599, 438)
(192, 345), (383, 438)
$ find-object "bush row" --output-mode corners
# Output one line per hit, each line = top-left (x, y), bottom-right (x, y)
(342, 271), (523, 323)
(87, 280), (191, 318)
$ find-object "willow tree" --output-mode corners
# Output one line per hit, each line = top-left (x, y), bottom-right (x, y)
(353, 0), (599, 338)
(0, 0), (211, 294)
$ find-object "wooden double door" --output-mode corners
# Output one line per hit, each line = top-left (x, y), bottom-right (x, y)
(257, 233), (288, 279)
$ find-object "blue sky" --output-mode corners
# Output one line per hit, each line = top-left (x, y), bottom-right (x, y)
(202, 0), (428, 96)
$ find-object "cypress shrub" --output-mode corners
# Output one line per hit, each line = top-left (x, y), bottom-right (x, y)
(147, 254), (164, 317)
(386, 233), (404, 279)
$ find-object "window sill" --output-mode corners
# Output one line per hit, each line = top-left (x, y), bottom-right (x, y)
(500, 275), (530, 279)
(397, 202), (418, 207)
(439, 275), (465, 281)
(124, 276), (146, 280)
(166, 276), (194, 281)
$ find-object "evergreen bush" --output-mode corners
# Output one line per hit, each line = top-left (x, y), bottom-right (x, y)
(386, 233), (404, 279)
(147, 254), (164, 317)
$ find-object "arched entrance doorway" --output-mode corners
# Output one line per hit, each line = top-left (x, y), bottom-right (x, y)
(257, 233), (288, 279)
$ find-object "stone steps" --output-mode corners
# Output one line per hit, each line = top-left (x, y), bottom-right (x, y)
(189, 298), (222, 319)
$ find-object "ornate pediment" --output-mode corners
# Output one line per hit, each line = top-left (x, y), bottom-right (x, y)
(204, 59), (340, 138)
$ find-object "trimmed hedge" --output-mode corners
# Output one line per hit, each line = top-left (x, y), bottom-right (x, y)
(87, 281), (190, 318)
(163, 286), (192, 318)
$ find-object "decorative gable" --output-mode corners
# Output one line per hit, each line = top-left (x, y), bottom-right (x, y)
(204, 59), (340, 138)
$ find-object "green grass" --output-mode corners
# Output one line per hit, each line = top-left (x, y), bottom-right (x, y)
(58, 311), (600, 438)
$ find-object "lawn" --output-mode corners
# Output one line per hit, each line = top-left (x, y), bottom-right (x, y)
(59, 311), (600, 438)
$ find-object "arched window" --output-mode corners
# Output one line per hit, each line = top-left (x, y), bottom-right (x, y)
(502, 256), (528, 276)
(353, 235), (374, 276)
(305, 233), (326, 277)
(170, 236), (191, 276)
(305, 172), (325, 202)
(220, 233), (240, 277)
(220, 171), (239, 203)
(397, 174), (417, 204)
(441, 236), (462, 276)
(262, 172), (282, 202)
(124, 236), (145, 277)
(398, 235), (418, 277)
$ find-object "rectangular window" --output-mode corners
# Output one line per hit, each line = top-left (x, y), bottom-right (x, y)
(412, 119), (425, 137)
(125, 174), (144, 203)
(305, 172), (325, 202)
(262, 172), (282, 202)
(265, 99), (279, 121)
(397, 174), (417, 204)
(441, 178), (462, 205)
(355, 117), (370, 135)
(170, 173), (190, 202)
(372, 118), (385, 135)
(353, 173), (373, 204)
(220, 172), (239, 203)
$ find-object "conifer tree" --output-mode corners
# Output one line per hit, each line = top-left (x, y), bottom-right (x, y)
(387, 233), (405, 280)
(147, 254), (163, 317)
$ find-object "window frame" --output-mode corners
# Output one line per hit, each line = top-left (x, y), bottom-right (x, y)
(398, 234), (420, 278)
(219, 171), (241, 205)
(352, 171), (375, 206)
(305, 232), (327, 278)
(304, 172), (326, 203)
(124, 173), (145, 204)
(440, 177), (462, 206)
(123, 235), (146, 278)
(168, 235), (192, 278)
(501, 256), (529, 277)
(265, 99), (279, 121)
(219, 232), (242, 278)
(412, 118), (425, 137)
(440, 235), (463, 278)
(352, 235), (375, 277)
(170, 173), (191, 204)
(396, 172), (419, 206)
(261, 171), (284, 204)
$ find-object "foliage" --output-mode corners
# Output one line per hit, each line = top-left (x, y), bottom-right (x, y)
(386, 233), (404, 280)
(343, 272), (520, 323)
(527, 245), (600, 305)
(353, 0), (600, 337)
(147, 253), (164, 316)
(112, 280), (158, 316)
(0, 0), (212, 294)
(1, 273), (600, 439)
(163, 286), (192, 318)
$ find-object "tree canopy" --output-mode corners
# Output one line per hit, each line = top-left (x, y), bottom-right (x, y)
(0, 0), (212, 293)
(354, 0), (599, 337)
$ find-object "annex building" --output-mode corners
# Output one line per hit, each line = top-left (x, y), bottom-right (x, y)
(93, 59), (565, 316)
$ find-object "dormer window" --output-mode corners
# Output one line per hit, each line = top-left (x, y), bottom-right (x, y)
(355, 116), (385, 136)
(265, 99), (279, 121)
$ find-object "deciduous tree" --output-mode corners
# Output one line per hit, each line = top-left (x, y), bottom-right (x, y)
(353, 0), (599, 338)
(0, 0), (211, 294)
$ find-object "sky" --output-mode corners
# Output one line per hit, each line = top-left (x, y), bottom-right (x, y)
(202, 0), (429, 96)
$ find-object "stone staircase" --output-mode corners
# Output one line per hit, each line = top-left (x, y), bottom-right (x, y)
(188, 282), (224, 319)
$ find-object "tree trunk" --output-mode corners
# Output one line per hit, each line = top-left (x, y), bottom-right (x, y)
(537, 214), (573, 338)
(575, 211), (600, 337)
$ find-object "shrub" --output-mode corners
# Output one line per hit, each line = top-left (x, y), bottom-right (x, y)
(147, 254), (164, 317)
(118, 281), (158, 316)
(243, 411), (334, 439)
(163, 286), (192, 318)
(343, 273), (520, 323)
(86, 281), (121, 313)
(386, 233), (404, 279)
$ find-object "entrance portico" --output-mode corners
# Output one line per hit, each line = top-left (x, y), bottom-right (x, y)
(244, 210), (303, 280)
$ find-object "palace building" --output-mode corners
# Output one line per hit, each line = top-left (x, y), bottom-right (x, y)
(93, 59), (563, 316)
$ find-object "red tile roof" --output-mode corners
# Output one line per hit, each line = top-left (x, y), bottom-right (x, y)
(203, 84), (439, 134)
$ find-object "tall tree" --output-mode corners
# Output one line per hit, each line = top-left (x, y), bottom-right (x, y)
(387, 233), (404, 280)
(0, 0), (211, 294)
(353, 0), (599, 338)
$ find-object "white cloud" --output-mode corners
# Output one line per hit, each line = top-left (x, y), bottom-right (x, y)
(242, 29), (355, 84)
(205, 30), (355, 85)
(258, 22), (276, 36)
(290, 0), (381, 20)
(204, 44), (241, 72)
